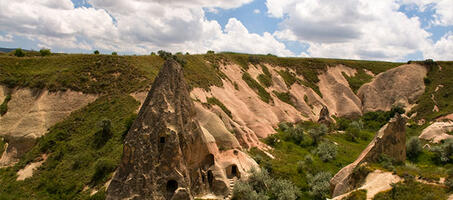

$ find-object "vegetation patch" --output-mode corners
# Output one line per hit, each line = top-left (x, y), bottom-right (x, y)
(242, 72), (272, 103)
(0, 137), (5, 156)
(0, 92), (11, 116)
(344, 189), (367, 200)
(257, 65), (273, 88)
(0, 95), (140, 199)
(272, 91), (294, 107)
(373, 179), (448, 200)
(342, 69), (373, 93)
(206, 97), (232, 118)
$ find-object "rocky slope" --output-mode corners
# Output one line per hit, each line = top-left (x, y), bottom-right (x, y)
(106, 60), (256, 199)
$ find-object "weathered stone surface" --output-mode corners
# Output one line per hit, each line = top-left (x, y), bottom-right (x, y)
(106, 60), (213, 199)
(358, 64), (427, 112)
(330, 114), (406, 197)
(318, 106), (333, 125)
(419, 122), (453, 143)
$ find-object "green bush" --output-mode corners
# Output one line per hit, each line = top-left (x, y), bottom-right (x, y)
(406, 137), (422, 161)
(307, 171), (332, 200)
(0, 93), (11, 116)
(91, 158), (116, 185)
(344, 189), (367, 200)
(316, 142), (337, 162)
(374, 179), (448, 200)
(207, 97), (232, 118)
(39, 48), (51, 56)
(14, 48), (25, 57)
(111, 52), (118, 56)
(93, 50), (100, 55)
(242, 72), (272, 103)
(308, 124), (328, 145)
(431, 139), (453, 163)
(207, 50), (215, 54)
(232, 168), (299, 200)
(93, 119), (113, 148)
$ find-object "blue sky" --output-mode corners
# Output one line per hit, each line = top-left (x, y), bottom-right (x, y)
(0, 0), (452, 61)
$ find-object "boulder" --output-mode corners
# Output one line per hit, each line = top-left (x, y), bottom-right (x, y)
(318, 106), (333, 125)
(330, 114), (406, 197)
(419, 122), (453, 143)
(358, 64), (427, 112)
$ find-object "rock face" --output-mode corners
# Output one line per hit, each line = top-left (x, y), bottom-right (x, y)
(358, 64), (427, 112)
(107, 60), (257, 200)
(419, 122), (453, 143)
(318, 106), (333, 125)
(330, 114), (406, 197)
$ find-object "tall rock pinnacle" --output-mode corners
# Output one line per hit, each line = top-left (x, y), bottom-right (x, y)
(107, 59), (213, 200)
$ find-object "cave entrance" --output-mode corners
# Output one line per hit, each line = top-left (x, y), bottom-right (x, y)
(166, 180), (178, 198)
(207, 170), (214, 187)
(226, 164), (239, 179)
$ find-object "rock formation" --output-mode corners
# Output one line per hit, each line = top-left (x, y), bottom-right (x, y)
(107, 60), (257, 200)
(419, 122), (453, 143)
(317, 106), (333, 125)
(330, 114), (406, 197)
(358, 64), (427, 112)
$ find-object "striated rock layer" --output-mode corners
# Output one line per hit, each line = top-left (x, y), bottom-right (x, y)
(107, 60), (256, 200)
(330, 114), (406, 197)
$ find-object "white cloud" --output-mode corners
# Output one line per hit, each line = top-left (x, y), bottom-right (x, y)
(253, 9), (260, 14)
(424, 32), (453, 60)
(398, 0), (453, 26)
(0, 0), (292, 56)
(0, 34), (13, 42)
(269, 0), (434, 60)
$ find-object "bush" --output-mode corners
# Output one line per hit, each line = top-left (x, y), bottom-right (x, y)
(288, 124), (305, 144)
(308, 124), (328, 145)
(93, 119), (113, 148)
(0, 93), (11, 116)
(344, 189), (367, 200)
(406, 137), (422, 161)
(232, 168), (299, 200)
(111, 52), (118, 56)
(93, 50), (100, 55)
(39, 48), (51, 56)
(91, 158), (116, 185)
(307, 171), (332, 199)
(14, 48), (25, 57)
(207, 50), (215, 54)
(316, 142), (337, 162)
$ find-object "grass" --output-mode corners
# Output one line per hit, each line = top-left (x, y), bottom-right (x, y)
(0, 137), (5, 156)
(257, 65), (273, 88)
(0, 93), (11, 116)
(206, 97), (232, 118)
(411, 62), (453, 121)
(242, 72), (272, 103)
(344, 189), (367, 200)
(273, 91), (295, 107)
(342, 69), (373, 93)
(0, 95), (140, 199)
(373, 179), (449, 200)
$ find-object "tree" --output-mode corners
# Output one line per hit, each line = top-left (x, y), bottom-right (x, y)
(93, 119), (113, 148)
(111, 52), (118, 56)
(308, 124), (328, 145)
(39, 48), (51, 56)
(406, 137), (422, 161)
(316, 142), (337, 162)
(207, 50), (215, 54)
(307, 171), (332, 199)
(93, 50), (100, 55)
(289, 124), (304, 144)
(14, 48), (25, 57)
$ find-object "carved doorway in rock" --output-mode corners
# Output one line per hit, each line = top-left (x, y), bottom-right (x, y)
(166, 180), (178, 199)
(226, 164), (240, 179)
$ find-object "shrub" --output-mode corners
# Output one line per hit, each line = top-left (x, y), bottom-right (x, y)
(307, 171), (332, 200)
(14, 48), (25, 57)
(288, 124), (305, 144)
(150, 52), (156, 55)
(378, 154), (395, 171)
(93, 119), (113, 148)
(308, 124), (328, 145)
(91, 158), (116, 185)
(431, 139), (453, 163)
(269, 179), (300, 200)
(232, 181), (267, 200)
(39, 48), (51, 56)
(406, 137), (422, 161)
(344, 189), (367, 200)
(207, 50), (215, 54)
(0, 93), (11, 116)
(93, 50), (100, 55)
(111, 52), (118, 56)
(207, 97), (232, 118)
(316, 142), (337, 162)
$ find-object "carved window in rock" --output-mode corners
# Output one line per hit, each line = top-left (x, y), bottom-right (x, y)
(166, 180), (178, 198)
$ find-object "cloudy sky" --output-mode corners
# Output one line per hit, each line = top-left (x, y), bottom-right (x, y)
(0, 0), (452, 61)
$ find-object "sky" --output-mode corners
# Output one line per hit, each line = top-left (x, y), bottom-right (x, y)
(0, 0), (452, 61)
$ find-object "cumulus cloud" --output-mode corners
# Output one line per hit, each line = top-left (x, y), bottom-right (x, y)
(269, 0), (436, 60)
(424, 32), (453, 60)
(0, 0), (291, 56)
(0, 34), (13, 42)
(398, 0), (453, 25)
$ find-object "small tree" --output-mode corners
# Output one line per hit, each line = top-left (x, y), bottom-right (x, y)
(207, 50), (215, 54)
(93, 50), (100, 55)
(94, 119), (113, 148)
(289, 124), (304, 144)
(316, 142), (337, 162)
(309, 124), (328, 145)
(14, 48), (25, 57)
(406, 137), (422, 161)
(39, 48), (51, 56)
(307, 171), (332, 200)
(111, 52), (118, 56)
